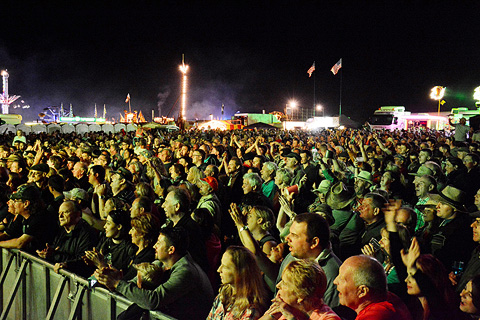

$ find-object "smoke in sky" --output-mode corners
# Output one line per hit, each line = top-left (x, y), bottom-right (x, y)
(156, 86), (170, 118)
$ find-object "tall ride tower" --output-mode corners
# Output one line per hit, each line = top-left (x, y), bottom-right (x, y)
(0, 70), (20, 114)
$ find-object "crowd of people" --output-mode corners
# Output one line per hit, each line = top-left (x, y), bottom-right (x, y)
(1, 122), (480, 319)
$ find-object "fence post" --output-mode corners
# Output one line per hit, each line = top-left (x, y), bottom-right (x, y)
(0, 259), (28, 320)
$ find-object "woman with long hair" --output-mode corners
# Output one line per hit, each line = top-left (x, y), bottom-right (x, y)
(402, 237), (460, 320)
(459, 275), (480, 319)
(207, 246), (268, 320)
(260, 260), (340, 320)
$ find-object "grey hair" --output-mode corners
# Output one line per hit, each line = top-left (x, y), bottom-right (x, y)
(263, 162), (278, 177)
(276, 168), (293, 186)
(243, 172), (262, 190)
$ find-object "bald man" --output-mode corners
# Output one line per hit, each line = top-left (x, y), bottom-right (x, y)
(334, 255), (412, 320)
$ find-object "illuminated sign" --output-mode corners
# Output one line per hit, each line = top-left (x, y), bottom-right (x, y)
(60, 117), (106, 122)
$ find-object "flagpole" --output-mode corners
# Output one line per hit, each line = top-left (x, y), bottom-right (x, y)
(339, 65), (343, 117)
(313, 70), (316, 118)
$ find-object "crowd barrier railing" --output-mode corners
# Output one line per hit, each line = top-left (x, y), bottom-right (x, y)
(1, 248), (176, 320)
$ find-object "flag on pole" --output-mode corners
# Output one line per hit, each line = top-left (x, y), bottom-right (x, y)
(331, 59), (342, 75)
(307, 62), (315, 77)
(125, 93), (131, 103)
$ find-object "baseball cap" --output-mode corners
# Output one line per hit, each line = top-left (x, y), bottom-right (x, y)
(113, 167), (133, 183)
(9, 184), (41, 201)
(408, 165), (434, 177)
(285, 152), (301, 162)
(140, 149), (154, 159)
(30, 163), (50, 173)
(200, 176), (218, 192)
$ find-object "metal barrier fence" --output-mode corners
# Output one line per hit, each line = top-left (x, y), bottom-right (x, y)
(0, 248), (175, 320)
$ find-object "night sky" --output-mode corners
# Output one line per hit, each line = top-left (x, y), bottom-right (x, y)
(1, 1), (479, 123)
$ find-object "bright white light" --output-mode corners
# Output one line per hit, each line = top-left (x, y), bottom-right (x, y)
(179, 64), (189, 120)
(430, 86), (445, 100)
(179, 65), (189, 74)
(289, 100), (298, 108)
(474, 86), (480, 101)
(316, 104), (323, 111)
(198, 120), (228, 130)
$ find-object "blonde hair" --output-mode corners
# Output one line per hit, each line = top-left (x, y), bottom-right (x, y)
(218, 246), (268, 318)
(283, 260), (327, 308)
(134, 262), (163, 290)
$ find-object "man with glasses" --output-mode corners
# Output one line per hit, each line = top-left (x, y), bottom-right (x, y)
(191, 149), (207, 171)
(28, 163), (54, 206)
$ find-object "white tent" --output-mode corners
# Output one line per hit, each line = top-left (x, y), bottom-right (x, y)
(0, 124), (15, 134)
(88, 124), (101, 132)
(15, 124), (32, 134)
(76, 124), (89, 135)
(102, 124), (114, 133)
(30, 124), (47, 133)
(114, 123), (126, 133)
(47, 124), (62, 133)
(61, 124), (76, 134)
(126, 124), (137, 132)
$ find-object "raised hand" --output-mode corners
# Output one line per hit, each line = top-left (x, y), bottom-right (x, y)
(401, 237), (421, 269)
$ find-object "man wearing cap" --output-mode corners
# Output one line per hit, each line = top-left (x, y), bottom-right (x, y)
(285, 152), (305, 186)
(430, 185), (476, 269)
(196, 176), (222, 227)
(138, 149), (154, 166)
(109, 167), (135, 204)
(327, 181), (365, 260)
(28, 163), (54, 206)
(0, 184), (57, 252)
(354, 170), (374, 200)
(5, 154), (21, 171)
